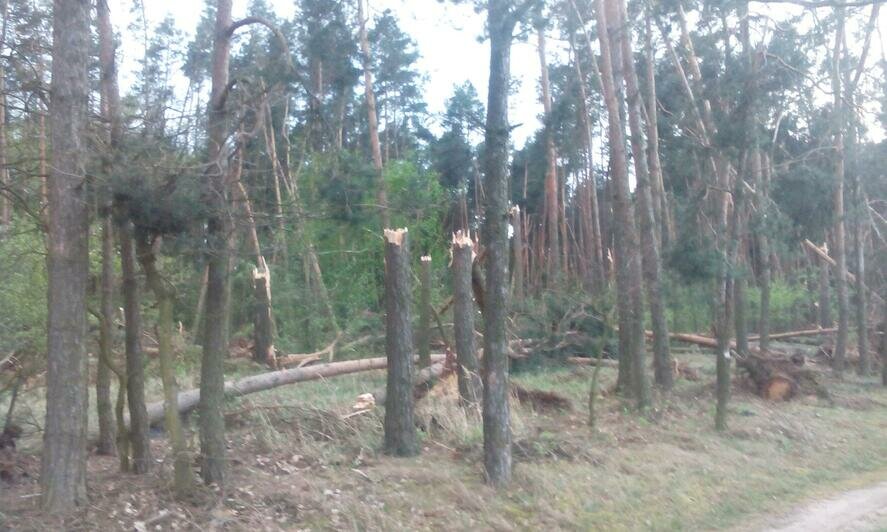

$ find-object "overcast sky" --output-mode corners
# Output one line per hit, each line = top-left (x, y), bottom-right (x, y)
(106, 0), (884, 146)
(107, 0), (550, 146)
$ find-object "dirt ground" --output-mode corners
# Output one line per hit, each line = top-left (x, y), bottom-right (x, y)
(757, 481), (887, 532)
(2, 351), (887, 531)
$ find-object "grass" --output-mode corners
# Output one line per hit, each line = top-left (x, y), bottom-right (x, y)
(3, 351), (887, 531)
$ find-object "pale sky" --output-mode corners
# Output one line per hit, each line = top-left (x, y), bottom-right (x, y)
(108, 0), (549, 146)
(107, 0), (884, 147)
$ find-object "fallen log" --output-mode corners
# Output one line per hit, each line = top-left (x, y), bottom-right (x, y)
(749, 328), (837, 342)
(275, 334), (384, 369)
(647, 330), (830, 401)
(654, 331), (722, 349)
(803, 240), (885, 305)
(372, 350), (457, 405)
(512, 385), (572, 411)
(145, 354), (446, 425)
(565, 357), (618, 368)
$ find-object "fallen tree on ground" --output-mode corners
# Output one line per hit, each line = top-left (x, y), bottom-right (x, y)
(145, 354), (445, 425)
(658, 330), (830, 401)
(565, 357), (618, 368)
(749, 328), (837, 341)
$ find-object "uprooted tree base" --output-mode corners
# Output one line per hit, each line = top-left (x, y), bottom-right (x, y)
(658, 329), (834, 401)
(737, 352), (831, 402)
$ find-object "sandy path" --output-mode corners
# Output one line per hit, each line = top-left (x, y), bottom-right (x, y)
(763, 481), (887, 532)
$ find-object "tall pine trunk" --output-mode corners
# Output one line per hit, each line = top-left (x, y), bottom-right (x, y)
(537, 28), (561, 280)
(643, 13), (673, 247)
(119, 220), (152, 472)
(482, 0), (518, 486)
(41, 0), (90, 513)
(831, 9), (849, 375)
(571, 47), (605, 293)
(753, 151), (772, 352)
(598, 0), (650, 408)
(96, 215), (117, 456)
(96, 0), (119, 457)
(616, 0), (671, 391)
(200, 0), (234, 486)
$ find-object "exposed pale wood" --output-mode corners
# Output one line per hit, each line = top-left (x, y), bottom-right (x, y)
(749, 328), (838, 341)
(566, 357), (618, 368)
(144, 354), (446, 425)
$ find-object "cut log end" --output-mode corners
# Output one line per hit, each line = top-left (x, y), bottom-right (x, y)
(452, 230), (473, 248)
(763, 375), (796, 401)
(384, 227), (408, 246)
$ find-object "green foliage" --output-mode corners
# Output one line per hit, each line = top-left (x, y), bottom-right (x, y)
(511, 287), (616, 371)
(0, 221), (47, 354)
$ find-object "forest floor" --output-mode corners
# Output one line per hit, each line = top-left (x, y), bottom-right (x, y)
(2, 348), (887, 531)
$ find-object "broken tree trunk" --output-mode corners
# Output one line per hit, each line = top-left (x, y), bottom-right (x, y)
(418, 255), (432, 368)
(382, 228), (419, 456)
(252, 257), (275, 367)
(510, 207), (525, 302)
(358, 0), (390, 228)
(452, 231), (482, 407)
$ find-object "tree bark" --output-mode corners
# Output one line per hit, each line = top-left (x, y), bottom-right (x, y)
(119, 220), (152, 473)
(192, 264), (209, 343)
(358, 0), (390, 228)
(200, 0), (234, 486)
(880, 305), (886, 386)
(453, 232), (482, 406)
(510, 207), (526, 301)
(103, 0), (151, 473)
(96, 0), (119, 458)
(418, 255), (433, 368)
(0, 65), (8, 226)
(136, 236), (193, 497)
(852, 174), (868, 375)
(734, 271), (750, 356)
(571, 46), (605, 293)
(96, 215), (117, 456)
(482, 0), (518, 487)
(598, 0), (650, 407)
(382, 229), (418, 456)
(41, 0), (90, 513)
(830, 9), (849, 375)
(537, 28), (561, 280)
(643, 13), (672, 247)
(616, 0), (672, 392)
(819, 256), (832, 327)
(753, 151), (772, 352)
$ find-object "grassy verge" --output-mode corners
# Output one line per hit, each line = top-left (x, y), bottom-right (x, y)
(3, 352), (887, 531)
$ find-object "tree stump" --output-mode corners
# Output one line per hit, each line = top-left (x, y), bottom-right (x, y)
(382, 228), (419, 456)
